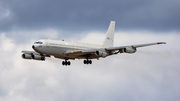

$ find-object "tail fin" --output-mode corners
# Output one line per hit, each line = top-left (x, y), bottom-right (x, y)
(102, 21), (115, 48)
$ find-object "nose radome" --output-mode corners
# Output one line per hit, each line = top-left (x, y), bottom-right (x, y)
(32, 45), (35, 49)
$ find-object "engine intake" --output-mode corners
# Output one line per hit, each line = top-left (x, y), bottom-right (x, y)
(123, 46), (137, 53)
(95, 51), (108, 57)
(22, 54), (31, 59)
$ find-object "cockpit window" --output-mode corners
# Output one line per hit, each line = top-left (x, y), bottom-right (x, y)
(34, 41), (43, 44)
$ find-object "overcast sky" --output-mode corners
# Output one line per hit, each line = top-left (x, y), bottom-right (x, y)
(0, 0), (180, 101)
(1, 0), (180, 33)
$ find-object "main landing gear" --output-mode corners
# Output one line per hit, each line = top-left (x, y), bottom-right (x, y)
(62, 60), (71, 66)
(83, 59), (92, 64)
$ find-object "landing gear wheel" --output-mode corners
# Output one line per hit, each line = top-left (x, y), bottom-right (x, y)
(89, 60), (92, 64)
(62, 61), (65, 65)
(62, 60), (71, 66)
(67, 61), (71, 65)
(65, 62), (67, 66)
(83, 59), (92, 65)
(84, 60), (87, 64)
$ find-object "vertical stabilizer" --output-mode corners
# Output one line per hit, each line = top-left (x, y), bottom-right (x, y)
(102, 21), (115, 47)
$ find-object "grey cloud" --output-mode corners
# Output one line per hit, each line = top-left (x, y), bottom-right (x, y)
(1, 0), (180, 34)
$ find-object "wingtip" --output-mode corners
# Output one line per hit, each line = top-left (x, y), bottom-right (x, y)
(157, 42), (166, 44)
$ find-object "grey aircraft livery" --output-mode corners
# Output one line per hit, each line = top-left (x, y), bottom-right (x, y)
(22, 21), (166, 66)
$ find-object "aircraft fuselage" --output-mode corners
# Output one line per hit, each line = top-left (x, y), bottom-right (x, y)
(33, 39), (105, 59)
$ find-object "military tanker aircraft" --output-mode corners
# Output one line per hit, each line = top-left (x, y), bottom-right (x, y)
(22, 21), (166, 66)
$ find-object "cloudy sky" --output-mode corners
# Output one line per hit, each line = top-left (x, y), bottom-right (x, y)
(0, 0), (180, 101)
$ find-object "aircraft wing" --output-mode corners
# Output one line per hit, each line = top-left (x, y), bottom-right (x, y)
(106, 42), (166, 51)
(65, 42), (166, 56)
(22, 50), (50, 57)
(65, 49), (97, 55)
(22, 50), (38, 54)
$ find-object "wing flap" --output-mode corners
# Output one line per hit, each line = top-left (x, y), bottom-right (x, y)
(106, 42), (166, 51)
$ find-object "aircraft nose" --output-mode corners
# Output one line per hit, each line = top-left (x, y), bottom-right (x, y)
(32, 45), (35, 49)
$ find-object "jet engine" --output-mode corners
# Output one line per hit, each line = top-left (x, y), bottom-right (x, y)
(22, 54), (31, 59)
(123, 46), (137, 53)
(95, 51), (108, 57)
(31, 54), (45, 61)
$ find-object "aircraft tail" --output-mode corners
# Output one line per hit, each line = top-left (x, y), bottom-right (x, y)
(102, 21), (115, 48)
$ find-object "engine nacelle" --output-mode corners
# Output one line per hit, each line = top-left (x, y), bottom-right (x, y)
(22, 54), (32, 59)
(32, 55), (45, 61)
(95, 51), (108, 57)
(124, 46), (137, 53)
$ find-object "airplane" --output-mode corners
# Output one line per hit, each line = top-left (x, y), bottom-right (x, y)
(22, 21), (166, 66)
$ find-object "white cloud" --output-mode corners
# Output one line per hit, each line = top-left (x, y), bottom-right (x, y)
(0, 33), (15, 51)
(0, 31), (180, 101)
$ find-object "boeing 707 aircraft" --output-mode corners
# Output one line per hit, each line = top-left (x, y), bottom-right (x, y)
(22, 21), (166, 66)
